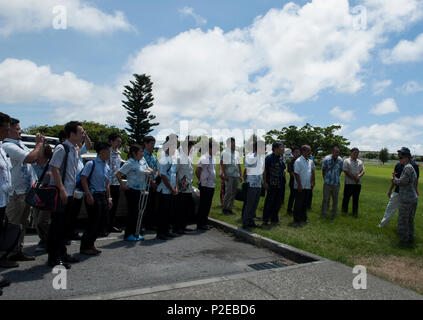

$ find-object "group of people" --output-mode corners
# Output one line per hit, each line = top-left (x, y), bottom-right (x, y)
(0, 115), (220, 282)
(0, 111), (421, 295)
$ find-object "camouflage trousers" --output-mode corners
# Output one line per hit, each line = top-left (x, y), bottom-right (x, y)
(398, 202), (417, 243)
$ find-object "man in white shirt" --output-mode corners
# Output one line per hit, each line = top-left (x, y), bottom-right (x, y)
(220, 138), (242, 215)
(0, 113), (21, 271)
(3, 118), (46, 262)
(175, 136), (196, 234)
(47, 121), (85, 269)
(293, 145), (315, 225)
(195, 139), (218, 231)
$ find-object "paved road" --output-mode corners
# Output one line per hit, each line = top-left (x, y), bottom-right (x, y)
(1, 224), (422, 300)
(0, 227), (290, 300)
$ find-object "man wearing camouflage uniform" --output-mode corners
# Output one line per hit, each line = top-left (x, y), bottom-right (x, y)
(392, 147), (418, 244)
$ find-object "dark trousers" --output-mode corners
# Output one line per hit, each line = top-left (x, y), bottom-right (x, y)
(158, 193), (176, 236)
(143, 188), (158, 229)
(124, 188), (141, 238)
(293, 189), (311, 223)
(0, 207), (20, 261)
(65, 197), (83, 240)
(263, 188), (284, 223)
(342, 184), (362, 215)
(198, 186), (215, 228)
(107, 185), (121, 230)
(287, 180), (296, 213)
(48, 197), (73, 261)
(175, 193), (194, 231)
(81, 194), (108, 250)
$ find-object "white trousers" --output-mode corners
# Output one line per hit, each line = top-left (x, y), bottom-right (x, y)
(379, 192), (400, 227)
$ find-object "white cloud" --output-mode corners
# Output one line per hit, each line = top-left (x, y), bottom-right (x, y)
(0, 58), (125, 124)
(349, 116), (423, 154)
(179, 7), (207, 26)
(399, 81), (423, 94)
(362, 0), (423, 33)
(373, 80), (392, 95)
(381, 33), (423, 64)
(369, 98), (399, 115)
(0, 0), (134, 36)
(330, 106), (355, 122)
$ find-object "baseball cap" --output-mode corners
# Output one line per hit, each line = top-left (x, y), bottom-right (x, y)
(397, 147), (411, 157)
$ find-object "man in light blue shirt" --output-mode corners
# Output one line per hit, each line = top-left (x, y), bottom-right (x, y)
(156, 134), (178, 240)
(321, 146), (344, 219)
(79, 142), (112, 256)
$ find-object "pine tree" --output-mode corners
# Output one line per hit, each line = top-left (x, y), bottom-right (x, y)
(122, 74), (159, 144)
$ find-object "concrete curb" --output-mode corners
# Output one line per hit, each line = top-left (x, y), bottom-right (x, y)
(208, 218), (326, 264)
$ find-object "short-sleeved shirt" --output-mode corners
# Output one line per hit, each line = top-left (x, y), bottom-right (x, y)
(2, 138), (37, 195)
(32, 162), (51, 185)
(157, 153), (177, 194)
(144, 150), (158, 180)
(343, 158), (365, 185)
(176, 149), (194, 194)
(108, 148), (122, 186)
(49, 140), (79, 196)
(0, 144), (12, 208)
(394, 162), (420, 193)
(81, 157), (111, 192)
(221, 149), (240, 178)
(119, 158), (150, 191)
(198, 154), (216, 188)
(76, 144), (88, 176)
(245, 152), (264, 188)
(265, 153), (286, 189)
(294, 156), (315, 190)
(322, 155), (344, 186)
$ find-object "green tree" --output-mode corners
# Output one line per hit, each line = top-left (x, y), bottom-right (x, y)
(25, 121), (130, 151)
(379, 148), (389, 165)
(265, 123), (350, 157)
(122, 74), (159, 145)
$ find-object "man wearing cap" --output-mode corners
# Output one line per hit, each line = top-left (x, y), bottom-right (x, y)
(379, 147), (419, 228)
(392, 147), (418, 244)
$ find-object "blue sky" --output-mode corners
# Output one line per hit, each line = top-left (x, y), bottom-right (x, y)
(0, 0), (422, 153)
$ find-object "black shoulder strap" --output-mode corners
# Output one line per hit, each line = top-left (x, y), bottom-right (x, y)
(38, 159), (51, 185)
(60, 144), (70, 183)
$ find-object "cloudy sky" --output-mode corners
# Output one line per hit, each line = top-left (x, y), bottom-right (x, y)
(0, 0), (422, 153)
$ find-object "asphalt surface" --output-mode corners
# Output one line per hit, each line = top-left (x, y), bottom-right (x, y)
(0, 226), (291, 300)
(1, 223), (422, 300)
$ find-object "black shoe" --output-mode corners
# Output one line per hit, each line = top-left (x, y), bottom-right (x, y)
(62, 254), (80, 263)
(166, 232), (178, 238)
(174, 229), (186, 235)
(156, 234), (168, 241)
(9, 251), (36, 262)
(109, 226), (122, 233)
(48, 259), (71, 270)
(0, 279), (11, 288)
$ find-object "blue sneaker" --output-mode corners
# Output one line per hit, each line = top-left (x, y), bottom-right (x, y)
(137, 235), (144, 241)
(124, 235), (140, 242)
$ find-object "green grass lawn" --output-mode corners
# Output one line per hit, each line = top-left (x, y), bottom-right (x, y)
(206, 161), (423, 293)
